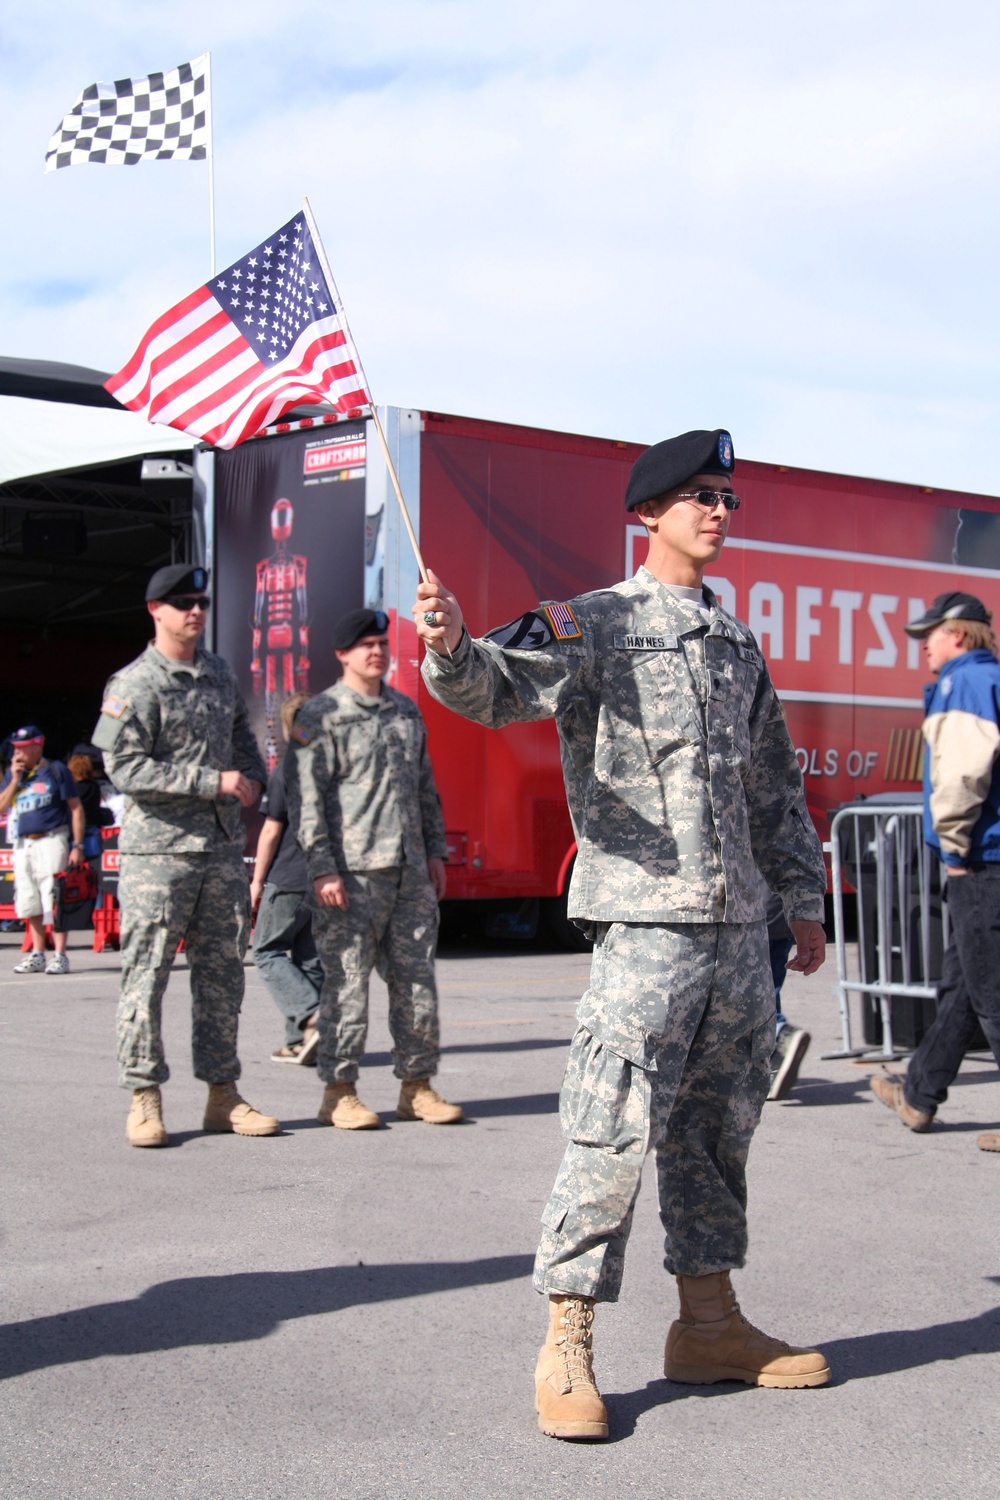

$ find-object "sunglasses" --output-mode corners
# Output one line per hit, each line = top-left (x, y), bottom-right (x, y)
(674, 490), (742, 512)
(165, 595), (212, 611)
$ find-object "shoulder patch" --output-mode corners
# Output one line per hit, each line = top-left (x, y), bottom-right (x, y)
(101, 695), (128, 719)
(542, 602), (582, 641)
(291, 722), (316, 746)
(485, 611), (555, 651)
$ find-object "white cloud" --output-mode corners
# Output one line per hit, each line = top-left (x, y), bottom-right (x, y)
(1, 0), (998, 493)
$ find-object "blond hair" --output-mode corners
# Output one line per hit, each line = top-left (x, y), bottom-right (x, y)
(942, 620), (998, 656)
(280, 692), (312, 739)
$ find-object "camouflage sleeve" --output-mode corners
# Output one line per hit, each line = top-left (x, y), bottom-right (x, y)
(416, 720), (447, 860)
(101, 703), (221, 800)
(93, 674), (220, 799)
(285, 723), (340, 882)
(421, 619), (588, 729)
(230, 681), (267, 785)
(744, 665), (826, 924)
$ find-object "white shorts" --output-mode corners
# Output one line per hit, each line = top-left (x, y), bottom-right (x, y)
(13, 830), (70, 920)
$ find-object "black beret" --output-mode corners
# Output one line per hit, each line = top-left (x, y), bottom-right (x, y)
(624, 429), (735, 512)
(333, 608), (390, 651)
(146, 563), (210, 602)
(903, 591), (992, 638)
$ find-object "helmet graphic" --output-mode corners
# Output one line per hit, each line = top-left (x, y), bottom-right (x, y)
(271, 499), (293, 541)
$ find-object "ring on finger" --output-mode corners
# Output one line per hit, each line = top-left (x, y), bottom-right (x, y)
(423, 611), (437, 625)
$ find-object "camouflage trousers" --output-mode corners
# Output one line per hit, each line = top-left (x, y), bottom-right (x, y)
(534, 920), (774, 1302)
(116, 850), (250, 1090)
(310, 864), (440, 1084)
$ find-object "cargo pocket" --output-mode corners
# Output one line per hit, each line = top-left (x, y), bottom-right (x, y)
(540, 1195), (570, 1234)
(561, 1028), (649, 1153)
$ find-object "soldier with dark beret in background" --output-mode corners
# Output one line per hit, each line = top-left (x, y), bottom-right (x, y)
(286, 607), (463, 1130)
(415, 429), (831, 1440)
(92, 563), (279, 1148)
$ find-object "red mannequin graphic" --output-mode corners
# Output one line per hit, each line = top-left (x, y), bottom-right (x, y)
(251, 498), (309, 771)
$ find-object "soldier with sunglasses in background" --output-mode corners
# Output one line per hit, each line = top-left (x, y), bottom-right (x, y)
(415, 429), (830, 1441)
(92, 564), (278, 1148)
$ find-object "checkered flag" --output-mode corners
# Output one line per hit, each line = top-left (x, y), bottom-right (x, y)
(44, 55), (209, 172)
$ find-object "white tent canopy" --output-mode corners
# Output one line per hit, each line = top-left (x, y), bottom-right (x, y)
(0, 357), (192, 484)
(0, 393), (192, 484)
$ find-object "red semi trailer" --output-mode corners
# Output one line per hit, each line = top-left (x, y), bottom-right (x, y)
(208, 407), (1000, 936)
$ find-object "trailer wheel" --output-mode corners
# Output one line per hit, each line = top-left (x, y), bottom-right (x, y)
(543, 859), (594, 952)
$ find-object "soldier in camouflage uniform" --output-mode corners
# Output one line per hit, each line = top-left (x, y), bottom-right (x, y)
(92, 564), (279, 1148)
(285, 608), (462, 1130)
(415, 429), (831, 1440)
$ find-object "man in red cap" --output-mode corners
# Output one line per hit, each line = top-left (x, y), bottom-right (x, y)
(0, 726), (85, 974)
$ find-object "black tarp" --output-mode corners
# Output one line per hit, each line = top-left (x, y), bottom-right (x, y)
(0, 356), (119, 409)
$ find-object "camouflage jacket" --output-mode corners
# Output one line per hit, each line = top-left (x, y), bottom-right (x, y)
(422, 568), (826, 925)
(285, 680), (446, 881)
(91, 644), (265, 854)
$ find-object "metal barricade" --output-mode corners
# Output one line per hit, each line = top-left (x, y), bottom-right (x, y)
(826, 802), (947, 1060)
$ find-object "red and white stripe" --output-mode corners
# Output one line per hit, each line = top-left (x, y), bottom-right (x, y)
(106, 286), (369, 449)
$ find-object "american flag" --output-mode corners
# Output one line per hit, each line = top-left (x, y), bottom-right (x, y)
(105, 209), (371, 449)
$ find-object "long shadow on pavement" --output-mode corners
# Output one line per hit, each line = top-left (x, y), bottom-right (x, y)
(604, 1303), (1000, 1439)
(360, 1038), (571, 1069)
(0, 1254), (535, 1381)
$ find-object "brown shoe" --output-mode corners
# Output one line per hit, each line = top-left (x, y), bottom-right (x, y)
(977, 1130), (1000, 1152)
(203, 1082), (280, 1136)
(535, 1295), (609, 1440)
(871, 1072), (932, 1132)
(318, 1082), (381, 1129)
(665, 1272), (830, 1389)
(397, 1078), (464, 1124)
(126, 1085), (168, 1148)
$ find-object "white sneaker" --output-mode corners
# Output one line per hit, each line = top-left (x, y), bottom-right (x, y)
(14, 952), (47, 974)
(45, 953), (70, 975)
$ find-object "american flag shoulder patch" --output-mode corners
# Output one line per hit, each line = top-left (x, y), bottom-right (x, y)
(542, 602), (582, 641)
(101, 695), (128, 718)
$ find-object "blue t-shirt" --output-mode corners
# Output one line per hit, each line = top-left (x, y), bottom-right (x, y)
(1, 760), (78, 839)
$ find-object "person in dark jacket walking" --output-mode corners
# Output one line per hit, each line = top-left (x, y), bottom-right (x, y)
(870, 592), (1000, 1153)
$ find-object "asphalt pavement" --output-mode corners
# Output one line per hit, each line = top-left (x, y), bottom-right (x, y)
(1, 925), (997, 1500)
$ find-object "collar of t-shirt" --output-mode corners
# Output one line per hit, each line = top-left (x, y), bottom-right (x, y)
(663, 584), (711, 616)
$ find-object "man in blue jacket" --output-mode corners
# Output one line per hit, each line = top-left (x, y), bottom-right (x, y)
(871, 591), (1000, 1153)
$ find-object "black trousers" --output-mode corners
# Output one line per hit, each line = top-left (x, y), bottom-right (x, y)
(904, 865), (1000, 1115)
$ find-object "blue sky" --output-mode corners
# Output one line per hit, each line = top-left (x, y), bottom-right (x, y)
(2, 0), (998, 492)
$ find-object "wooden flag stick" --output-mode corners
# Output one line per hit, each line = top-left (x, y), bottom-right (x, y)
(301, 197), (429, 585)
(366, 403), (430, 586)
(302, 197), (448, 649)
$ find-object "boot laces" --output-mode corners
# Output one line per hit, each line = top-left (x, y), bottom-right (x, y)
(138, 1088), (161, 1121)
(708, 1282), (792, 1352)
(555, 1301), (597, 1389)
(736, 1311), (793, 1352)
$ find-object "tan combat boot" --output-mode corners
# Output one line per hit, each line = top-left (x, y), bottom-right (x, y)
(126, 1085), (168, 1148)
(870, 1073), (932, 1132)
(977, 1131), (1000, 1152)
(317, 1081), (381, 1129)
(397, 1078), (464, 1124)
(665, 1272), (830, 1389)
(535, 1295), (609, 1440)
(203, 1082), (280, 1136)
